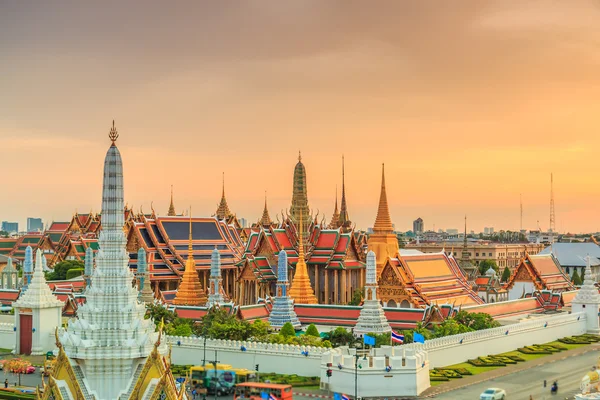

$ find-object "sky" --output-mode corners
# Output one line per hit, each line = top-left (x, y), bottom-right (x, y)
(1, 1), (599, 233)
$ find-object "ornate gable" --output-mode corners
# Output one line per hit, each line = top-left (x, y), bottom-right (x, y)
(239, 261), (258, 281)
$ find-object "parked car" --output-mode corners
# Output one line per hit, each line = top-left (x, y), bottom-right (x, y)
(480, 388), (506, 400)
(26, 366), (36, 374)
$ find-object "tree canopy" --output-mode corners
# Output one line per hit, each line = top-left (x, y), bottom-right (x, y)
(501, 266), (511, 282)
(572, 269), (582, 286)
(348, 288), (363, 306)
(45, 260), (85, 281)
(478, 259), (499, 276)
(305, 324), (320, 337)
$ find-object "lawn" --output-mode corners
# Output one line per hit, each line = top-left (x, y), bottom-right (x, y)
(440, 340), (589, 377)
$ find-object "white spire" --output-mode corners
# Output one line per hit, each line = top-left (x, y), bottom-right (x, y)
(574, 255), (600, 303)
(13, 249), (63, 309)
(366, 250), (377, 285)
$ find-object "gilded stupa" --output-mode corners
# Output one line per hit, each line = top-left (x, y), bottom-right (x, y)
(288, 214), (318, 304)
(173, 210), (208, 306)
(367, 164), (400, 277)
(38, 121), (186, 399)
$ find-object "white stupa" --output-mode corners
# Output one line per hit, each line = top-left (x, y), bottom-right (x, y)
(12, 249), (64, 355)
(206, 246), (226, 307)
(354, 250), (391, 336)
(58, 123), (168, 399)
(572, 255), (600, 334)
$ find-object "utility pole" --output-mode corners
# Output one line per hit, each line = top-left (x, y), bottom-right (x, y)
(549, 173), (556, 232)
(207, 349), (220, 400)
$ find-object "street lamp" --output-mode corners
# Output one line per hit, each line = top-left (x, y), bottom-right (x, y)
(354, 342), (365, 400)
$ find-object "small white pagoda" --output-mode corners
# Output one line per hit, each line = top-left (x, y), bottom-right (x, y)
(354, 250), (391, 337)
(12, 249), (63, 355)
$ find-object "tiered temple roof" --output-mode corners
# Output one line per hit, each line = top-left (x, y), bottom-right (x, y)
(505, 253), (575, 293)
(238, 219), (365, 287)
(126, 215), (244, 283)
(379, 251), (484, 307)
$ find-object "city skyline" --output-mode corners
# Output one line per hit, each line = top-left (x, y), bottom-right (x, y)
(2, 1), (599, 232)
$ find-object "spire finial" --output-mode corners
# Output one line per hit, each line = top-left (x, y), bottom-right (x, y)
(298, 151), (302, 162)
(109, 120), (119, 144)
(373, 162), (393, 233)
(188, 206), (193, 254)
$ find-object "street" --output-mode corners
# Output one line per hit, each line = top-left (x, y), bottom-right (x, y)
(432, 349), (599, 399)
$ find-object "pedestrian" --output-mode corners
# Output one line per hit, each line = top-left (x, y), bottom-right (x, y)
(4, 379), (7, 388)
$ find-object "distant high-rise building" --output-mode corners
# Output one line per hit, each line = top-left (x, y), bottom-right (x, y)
(239, 218), (247, 228)
(484, 227), (495, 235)
(27, 218), (43, 232)
(413, 217), (424, 234)
(1, 221), (18, 233)
(446, 228), (459, 235)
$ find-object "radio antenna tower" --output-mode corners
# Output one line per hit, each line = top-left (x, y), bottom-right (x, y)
(549, 173), (556, 232)
(520, 193), (523, 232)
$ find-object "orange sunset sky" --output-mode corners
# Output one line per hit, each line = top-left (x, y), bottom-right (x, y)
(1, 1), (599, 233)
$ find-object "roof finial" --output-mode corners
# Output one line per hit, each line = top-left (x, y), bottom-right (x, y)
(109, 120), (119, 144)
(188, 206), (193, 253)
(168, 185), (176, 216)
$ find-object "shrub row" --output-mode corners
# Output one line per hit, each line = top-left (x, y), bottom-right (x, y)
(518, 344), (565, 354)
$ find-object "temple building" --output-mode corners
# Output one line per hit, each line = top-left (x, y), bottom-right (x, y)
(288, 216), (318, 304)
(0, 257), (18, 289)
(39, 122), (184, 400)
(504, 252), (575, 300)
(173, 213), (208, 306)
(290, 152), (311, 241)
(378, 250), (484, 307)
(268, 250), (301, 329)
(354, 250), (391, 337)
(367, 164), (400, 277)
(237, 219), (365, 305)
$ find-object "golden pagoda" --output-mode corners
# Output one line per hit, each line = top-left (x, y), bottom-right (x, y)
(367, 163), (400, 277)
(288, 214), (318, 304)
(173, 209), (208, 306)
(167, 185), (177, 216)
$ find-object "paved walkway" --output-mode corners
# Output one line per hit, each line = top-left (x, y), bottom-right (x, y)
(422, 343), (600, 398)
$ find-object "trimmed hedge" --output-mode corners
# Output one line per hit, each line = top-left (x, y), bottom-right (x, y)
(0, 390), (36, 400)
(65, 268), (84, 280)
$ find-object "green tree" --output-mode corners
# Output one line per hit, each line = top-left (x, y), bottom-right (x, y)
(145, 303), (177, 328)
(348, 288), (363, 306)
(572, 269), (582, 286)
(478, 260), (499, 276)
(250, 319), (271, 341)
(432, 318), (473, 338)
(501, 266), (511, 282)
(305, 324), (320, 337)
(168, 321), (193, 337)
(325, 327), (356, 347)
(279, 322), (296, 338)
(66, 268), (84, 280)
(46, 260), (85, 280)
(581, 267), (586, 283)
(454, 311), (500, 331)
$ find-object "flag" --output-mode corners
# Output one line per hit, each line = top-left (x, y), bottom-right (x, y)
(391, 331), (404, 344)
(269, 394), (278, 400)
(363, 335), (376, 346)
(342, 395), (350, 400)
(413, 332), (425, 344)
(333, 394), (341, 400)
(260, 392), (269, 399)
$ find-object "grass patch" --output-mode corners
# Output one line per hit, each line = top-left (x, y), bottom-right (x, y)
(430, 380), (446, 387)
(0, 348), (12, 354)
(545, 340), (587, 351)
(442, 362), (502, 375)
(497, 350), (546, 362)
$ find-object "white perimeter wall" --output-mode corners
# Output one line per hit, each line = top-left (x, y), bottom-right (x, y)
(168, 336), (329, 376)
(402, 312), (586, 368)
(0, 323), (13, 350)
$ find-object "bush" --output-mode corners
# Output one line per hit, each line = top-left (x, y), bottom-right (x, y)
(280, 322), (296, 338)
(305, 324), (320, 337)
(66, 268), (84, 280)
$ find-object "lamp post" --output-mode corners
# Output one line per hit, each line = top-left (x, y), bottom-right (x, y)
(354, 342), (364, 400)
